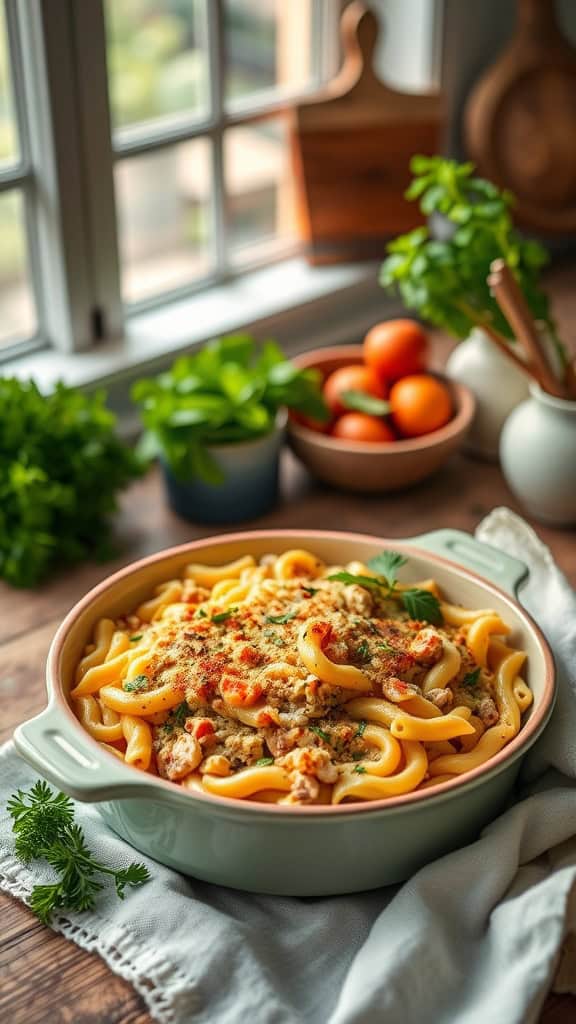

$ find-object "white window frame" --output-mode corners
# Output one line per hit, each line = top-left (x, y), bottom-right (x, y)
(4, 0), (443, 415)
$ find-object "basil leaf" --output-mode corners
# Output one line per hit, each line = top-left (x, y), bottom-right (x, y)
(255, 757), (275, 767)
(129, 634), (143, 642)
(341, 390), (391, 416)
(401, 588), (443, 625)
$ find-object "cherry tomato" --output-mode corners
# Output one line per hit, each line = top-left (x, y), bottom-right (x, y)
(389, 375), (452, 437)
(363, 320), (428, 382)
(323, 364), (387, 417)
(331, 413), (395, 444)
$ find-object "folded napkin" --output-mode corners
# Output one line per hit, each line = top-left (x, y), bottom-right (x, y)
(1, 508), (576, 1024)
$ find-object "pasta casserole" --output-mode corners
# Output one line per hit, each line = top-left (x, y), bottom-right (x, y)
(71, 548), (532, 806)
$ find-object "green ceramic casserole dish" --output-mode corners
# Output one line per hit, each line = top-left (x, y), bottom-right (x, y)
(13, 529), (555, 896)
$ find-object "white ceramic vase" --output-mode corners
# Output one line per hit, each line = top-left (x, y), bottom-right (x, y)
(500, 383), (576, 526)
(446, 328), (529, 460)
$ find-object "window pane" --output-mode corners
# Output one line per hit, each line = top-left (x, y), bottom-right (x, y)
(224, 118), (296, 261)
(115, 139), (212, 304)
(224, 0), (315, 107)
(0, 2), (19, 167)
(0, 190), (36, 347)
(105, 0), (209, 134)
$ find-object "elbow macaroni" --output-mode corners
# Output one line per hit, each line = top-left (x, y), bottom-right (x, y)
(71, 548), (532, 806)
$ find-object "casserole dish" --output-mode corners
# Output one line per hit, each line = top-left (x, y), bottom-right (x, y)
(14, 528), (555, 896)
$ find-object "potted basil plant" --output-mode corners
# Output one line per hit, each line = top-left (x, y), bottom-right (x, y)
(380, 155), (567, 458)
(132, 334), (328, 523)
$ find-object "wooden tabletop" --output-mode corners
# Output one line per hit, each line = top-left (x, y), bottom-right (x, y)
(1, 264), (576, 1023)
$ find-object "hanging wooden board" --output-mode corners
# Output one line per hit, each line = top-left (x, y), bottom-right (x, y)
(465, 0), (576, 234)
(290, 1), (443, 265)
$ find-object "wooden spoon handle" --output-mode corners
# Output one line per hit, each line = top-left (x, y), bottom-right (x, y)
(488, 259), (567, 398)
(478, 322), (541, 383)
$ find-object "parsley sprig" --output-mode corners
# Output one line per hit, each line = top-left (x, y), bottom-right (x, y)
(328, 550), (443, 625)
(7, 781), (150, 924)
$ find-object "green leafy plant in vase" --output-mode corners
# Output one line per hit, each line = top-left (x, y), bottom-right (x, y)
(0, 379), (142, 588)
(380, 155), (566, 458)
(132, 334), (328, 523)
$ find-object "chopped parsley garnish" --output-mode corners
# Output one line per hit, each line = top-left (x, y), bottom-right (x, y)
(129, 634), (143, 642)
(328, 549), (443, 626)
(356, 640), (371, 662)
(310, 726), (331, 745)
(122, 674), (149, 692)
(265, 610), (298, 624)
(196, 608), (207, 618)
(171, 702), (190, 727)
(263, 628), (285, 646)
(302, 585), (318, 596)
(211, 608), (237, 623)
(462, 667), (481, 687)
(255, 757), (275, 767)
(353, 764), (367, 774)
(356, 720), (367, 737)
(376, 640), (395, 652)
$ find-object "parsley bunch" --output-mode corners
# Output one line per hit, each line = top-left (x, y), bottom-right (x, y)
(0, 379), (142, 587)
(380, 156), (565, 364)
(132, 333), (329, 485)
(329, 550), (443, 625)
(7, 781), (150, 924)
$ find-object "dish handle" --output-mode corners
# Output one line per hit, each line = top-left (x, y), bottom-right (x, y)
(407, 528), (528, 597)
(13, 703), (159, 802)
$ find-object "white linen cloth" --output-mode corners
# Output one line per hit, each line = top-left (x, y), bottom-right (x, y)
(1, 507), (576, 1024)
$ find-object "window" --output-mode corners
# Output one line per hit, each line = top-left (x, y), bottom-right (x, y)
(0, 2), (38, 351)
(105, 0), (329, 310)
(2, 0), (441, 379)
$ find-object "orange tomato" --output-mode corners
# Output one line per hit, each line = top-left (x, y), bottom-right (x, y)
(389, 375), (452, 437)
(331, 413), (395, 444)
(323, 364), (388, 417)
(363, 320), (428, 382)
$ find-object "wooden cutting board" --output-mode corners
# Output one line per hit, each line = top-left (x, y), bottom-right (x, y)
(290, 1), (443, 265)
(465, 0), (576, 234)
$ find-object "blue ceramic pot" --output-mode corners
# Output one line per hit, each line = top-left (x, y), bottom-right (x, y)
(161, 413), (286, 524)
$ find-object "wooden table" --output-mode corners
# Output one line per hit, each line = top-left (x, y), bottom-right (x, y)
(1, 454), (575, 1023)
(2, 263), (576, 1022)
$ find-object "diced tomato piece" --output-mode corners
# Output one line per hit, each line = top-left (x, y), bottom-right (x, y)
(220, 670), (263, 707)
(185, 717), (215, 740)
(238, 645), (263, 667)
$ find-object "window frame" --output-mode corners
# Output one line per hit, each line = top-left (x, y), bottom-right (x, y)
(74, 0), (342, 319)
(2, 0), (444, 384)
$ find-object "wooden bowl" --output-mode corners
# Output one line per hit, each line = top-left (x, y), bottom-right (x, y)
(287, 346), (475, 493)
